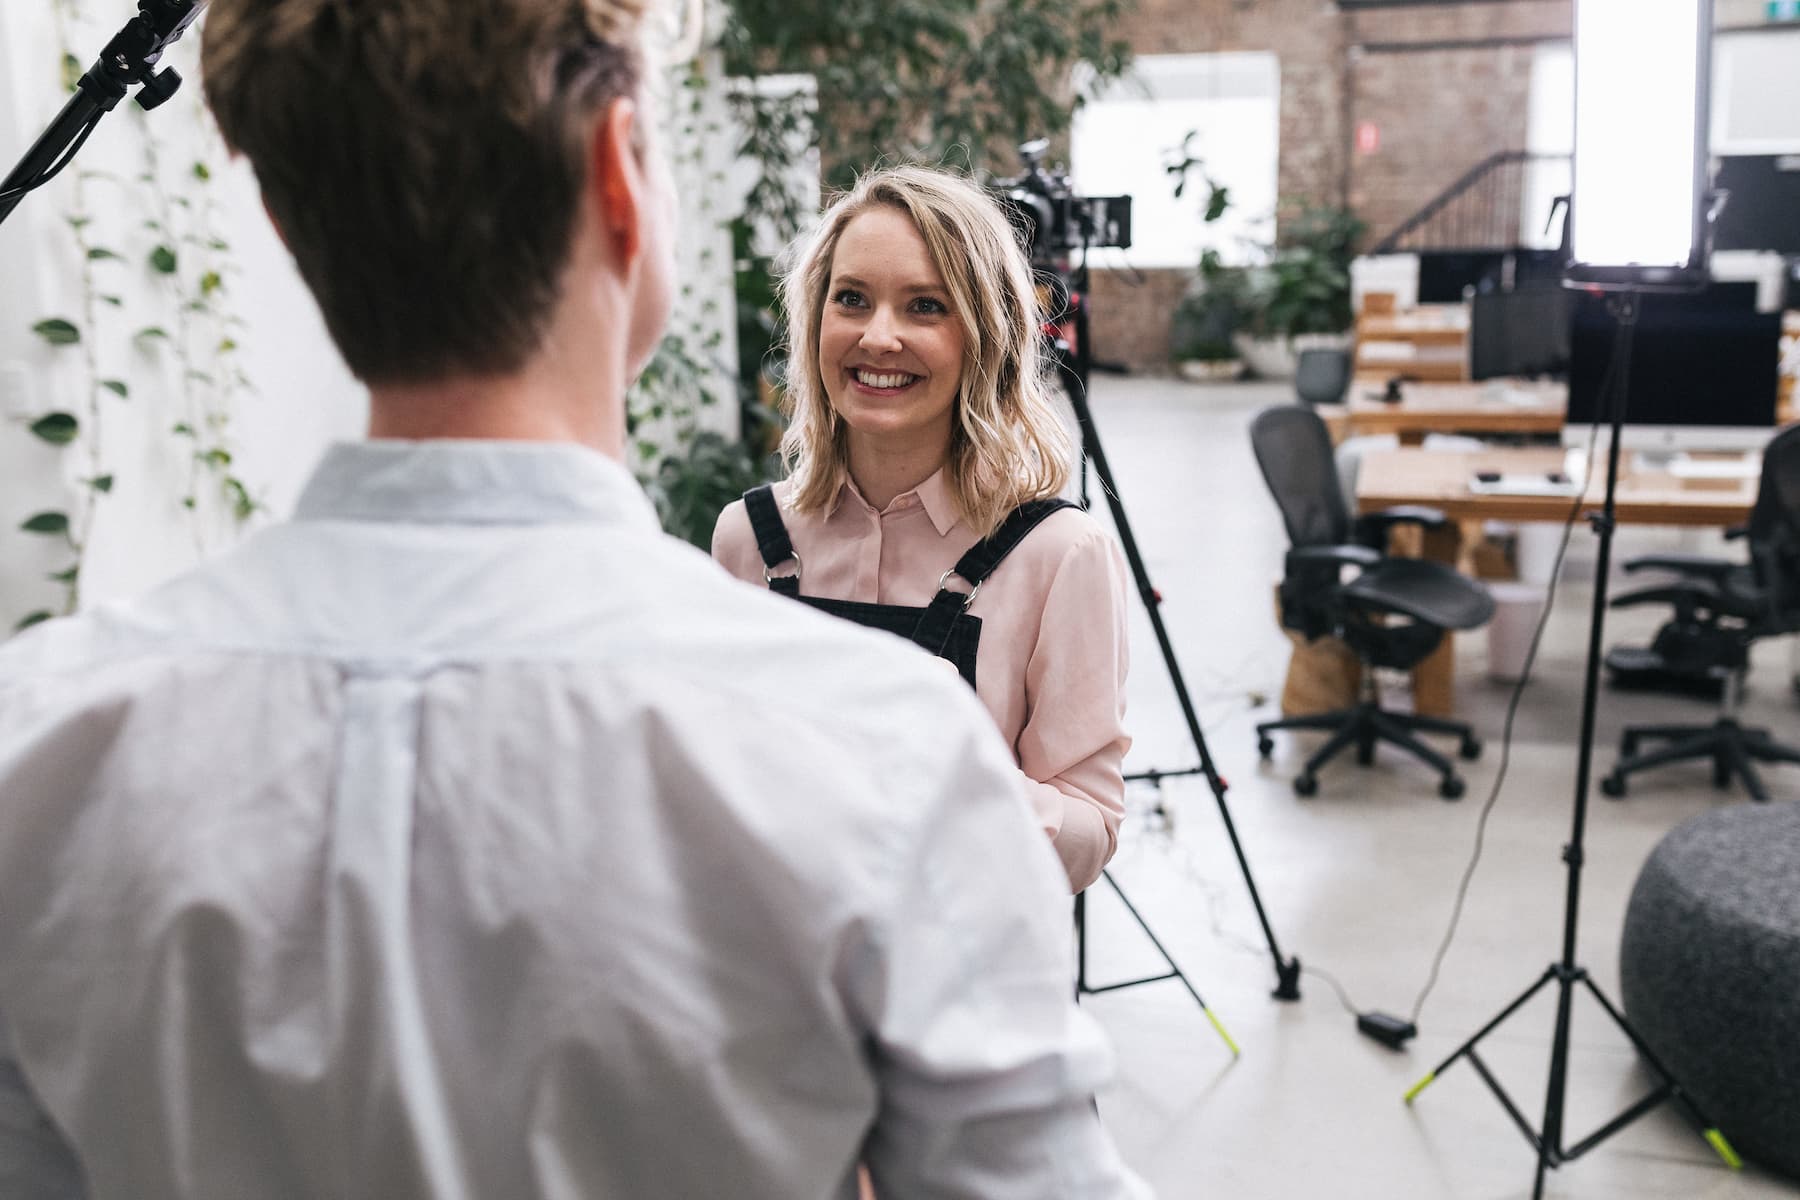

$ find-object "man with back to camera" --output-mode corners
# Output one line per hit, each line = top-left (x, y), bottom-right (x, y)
(0, 1), (1149, 1196)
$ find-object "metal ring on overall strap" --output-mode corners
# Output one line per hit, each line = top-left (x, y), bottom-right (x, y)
(743, 483), (801, 596)
(910, 497), (1076, 659)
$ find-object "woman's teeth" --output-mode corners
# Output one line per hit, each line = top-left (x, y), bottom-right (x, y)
(855, 370), (916, 389)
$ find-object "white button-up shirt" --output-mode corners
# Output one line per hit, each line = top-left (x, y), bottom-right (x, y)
(0, 442), (1147, 1200)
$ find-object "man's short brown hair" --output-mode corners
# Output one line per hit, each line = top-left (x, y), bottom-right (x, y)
(203, 0), (648, 385)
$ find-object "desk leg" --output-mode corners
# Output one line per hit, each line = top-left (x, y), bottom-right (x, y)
(1409, 523), (1464, 718)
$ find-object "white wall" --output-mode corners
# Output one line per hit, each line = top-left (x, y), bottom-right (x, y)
(0, 6), (736, 632)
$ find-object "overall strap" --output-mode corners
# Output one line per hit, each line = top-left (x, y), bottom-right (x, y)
(743, 484), (801, 597)
(955, 498), (1077, 586)
(912, 498), (1077, 657)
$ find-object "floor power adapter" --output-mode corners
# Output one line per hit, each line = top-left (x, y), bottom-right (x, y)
(1357, 1011), (1418, 1050)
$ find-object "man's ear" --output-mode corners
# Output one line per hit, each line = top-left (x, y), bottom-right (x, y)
(591, 98), (643, 268)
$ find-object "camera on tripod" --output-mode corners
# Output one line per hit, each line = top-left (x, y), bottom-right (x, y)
(992, 139), (1132, 266)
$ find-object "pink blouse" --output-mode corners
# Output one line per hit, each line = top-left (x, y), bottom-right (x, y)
(712, 470), (1130, 892)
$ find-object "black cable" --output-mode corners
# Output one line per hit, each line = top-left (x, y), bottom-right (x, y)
(1407, 349), (1619, 1028)
(0, 114), (105, 206)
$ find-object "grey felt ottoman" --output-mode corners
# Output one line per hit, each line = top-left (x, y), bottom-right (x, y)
(1620, 800), (1800, 1180)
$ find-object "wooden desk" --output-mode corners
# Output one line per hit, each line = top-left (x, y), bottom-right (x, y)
(1355, 446), (1757, 716)
(1337, 379), (1566, 444)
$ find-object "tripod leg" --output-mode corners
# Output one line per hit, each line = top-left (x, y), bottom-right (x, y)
(1100, 872), (1240, 1057)
(1056, 330), (1299, 999)
(1407, 966), (1558, 1102)
(1576, 976), (1743, 1169)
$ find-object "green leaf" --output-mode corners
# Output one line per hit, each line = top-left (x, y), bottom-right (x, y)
(87, 474), (114, 494)
(20, 512), (70, 536)
(149, 245), (178, 274)
(135, 326), (170, 343)
(181, 496), (197, 510)
(200, 270), (223, 296)
(47, 566), (80, 584)
(99, 294), (124, 307)
(61, 53), (80, 94)
(207, 238), (230, 251)
(32, 318), (80, 346)
(87, 247), (123, 262)
(66, 215), (92, 230)
(192, 161), (212, 182)
(99, 380), (129, 399)
(171, 422), (196, 437)
(198, 447), (232, 468)
(28, 412), (79, 445)
(14, 611), (54, 633)
(217, 338), (239, 354)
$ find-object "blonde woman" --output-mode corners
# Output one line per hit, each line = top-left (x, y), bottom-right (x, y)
(713, 165), (1131, 893)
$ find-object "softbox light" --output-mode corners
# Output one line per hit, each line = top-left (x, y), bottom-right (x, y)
(1566, 0), (1715, 289)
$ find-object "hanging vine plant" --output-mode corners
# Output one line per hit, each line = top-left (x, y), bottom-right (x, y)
(11, 6), (260, 634)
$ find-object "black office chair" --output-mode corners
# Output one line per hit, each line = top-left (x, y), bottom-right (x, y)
(1600, 424), (1800, 803)
(1250, 405), (1497, 798)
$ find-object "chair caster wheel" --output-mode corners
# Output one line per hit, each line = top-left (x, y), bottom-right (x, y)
(1600, 774), (1627, 798)
(1257, 736), (1274, 759)
(1293, 774), (1318, 797)
(1439, 775), (1466, 800)
(1459, 737), (1482, 761)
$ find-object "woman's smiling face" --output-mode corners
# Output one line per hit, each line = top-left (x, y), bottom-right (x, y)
(817, 206), (967, 456)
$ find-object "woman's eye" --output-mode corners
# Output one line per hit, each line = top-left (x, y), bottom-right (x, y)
(912, 297), (948, 315)
(831, 289), (866, 309)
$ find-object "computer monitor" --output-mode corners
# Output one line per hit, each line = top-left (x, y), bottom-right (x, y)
(1470, 285), (1574, 380)
(1711, 155), (1800, 255)
(1562, 284), (1780, 454)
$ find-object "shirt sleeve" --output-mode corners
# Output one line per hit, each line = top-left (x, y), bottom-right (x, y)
(1016, 526), (1132, 894)
(0, 1011), (85, 1199)
(848, 696), (1151, 1200)
(710, 498), (766, 586)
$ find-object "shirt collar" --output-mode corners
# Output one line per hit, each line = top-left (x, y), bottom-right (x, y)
(293, 440), (662, 530)
(829, 467), (961, 537)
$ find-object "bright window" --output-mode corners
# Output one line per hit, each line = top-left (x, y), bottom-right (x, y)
(1071, 53), (1281, 270)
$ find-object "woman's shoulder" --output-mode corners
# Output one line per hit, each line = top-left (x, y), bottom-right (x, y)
(711, 479), (795, 562)
(1007, 500), (1115, 564)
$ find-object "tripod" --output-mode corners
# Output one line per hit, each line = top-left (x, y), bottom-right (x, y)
(1404, 291), (1741, 1197)
(1050, 257), (1302, 1007)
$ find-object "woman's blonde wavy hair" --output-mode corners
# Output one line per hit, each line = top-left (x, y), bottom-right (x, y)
(777, 165), (1074, 539)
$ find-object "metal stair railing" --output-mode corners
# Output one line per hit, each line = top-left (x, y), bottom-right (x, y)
(1372, 150), (1570, 255)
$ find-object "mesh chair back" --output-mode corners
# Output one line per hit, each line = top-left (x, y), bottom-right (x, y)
(1250, 405), (1352, 548)
(1748, 424), (1800, 629)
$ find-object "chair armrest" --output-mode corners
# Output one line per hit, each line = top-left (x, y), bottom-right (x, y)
(1609, 580), (1720, 616)
(1288, 544), (1381, 570)
(1621, 553), (1735, 582)
(1356, 505), (1449, 546)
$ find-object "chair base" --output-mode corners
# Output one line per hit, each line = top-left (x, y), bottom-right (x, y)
(1601, 718), (1800, 804)
(1256, 701), (1481, 800)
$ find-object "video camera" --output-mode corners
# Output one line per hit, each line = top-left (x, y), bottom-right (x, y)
(992, 139), (1132, 266)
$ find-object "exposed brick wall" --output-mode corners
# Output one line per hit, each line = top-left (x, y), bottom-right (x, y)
(1344, 1), (1571, 244)
(1085, 268), (1192, 370)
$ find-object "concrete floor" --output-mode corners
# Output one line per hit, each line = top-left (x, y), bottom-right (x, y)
(1076, 375), (1799, 1199)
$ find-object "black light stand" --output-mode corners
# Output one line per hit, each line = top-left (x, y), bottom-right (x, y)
(1404, 291), (1742, 1197)
(0, 0), (204, 229)
(1051, 255), (1303, 1006)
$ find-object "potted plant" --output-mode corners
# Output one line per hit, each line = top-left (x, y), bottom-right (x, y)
(1170, 249), (1248, 381)
(1235, 202), (1367, 380)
